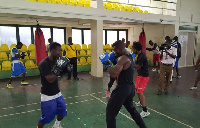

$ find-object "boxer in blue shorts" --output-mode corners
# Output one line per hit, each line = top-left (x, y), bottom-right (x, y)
(7, 42), (28, 88)
(38, 42), (72, 128)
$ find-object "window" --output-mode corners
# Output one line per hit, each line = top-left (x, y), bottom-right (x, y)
(19, 27), (31, 46)
(0, 26), (17, 47)
(53, 28), (64, 44)
(119, 31), (127, 42)
(72, 29), (82, 45)
(83, 30), (91, 45)
(33, 27), (51, 45)
(107, 30), (117, 45)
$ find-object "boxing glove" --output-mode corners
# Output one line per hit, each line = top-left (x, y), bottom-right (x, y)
(21, 52), (26, 59)
(131, 53), (137, 63)
(52, 56), (71, 76)
(109, 52), (117, 66)
(99, 52), (111, 69)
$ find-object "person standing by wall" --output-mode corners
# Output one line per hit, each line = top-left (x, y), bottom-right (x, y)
(146, 40), (160, 72)
(157, 40), (177, 95)
(172, 36), (181, 78)
(46, 38), (53, 55)
(64, 37), (79, 80)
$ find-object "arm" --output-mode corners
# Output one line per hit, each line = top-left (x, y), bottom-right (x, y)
(39, 62), (58, 83)
(165, 48), (176, 59)
(44, 74), (57, 83)
(107, 56), (126, 78)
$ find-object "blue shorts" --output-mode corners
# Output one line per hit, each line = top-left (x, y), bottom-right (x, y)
(39, 96), (67, 124)
(174, 58), (180, 68)
(11, 62), (27, 77)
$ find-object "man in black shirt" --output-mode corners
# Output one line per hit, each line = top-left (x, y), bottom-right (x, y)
(99, 40), (146, 128)
(133, 42), (150, 118)
(37, 43), (67, 128)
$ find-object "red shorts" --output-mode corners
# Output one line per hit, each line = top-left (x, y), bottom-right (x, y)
(135, 76), (149, 93)
(153, 54), (161, 62)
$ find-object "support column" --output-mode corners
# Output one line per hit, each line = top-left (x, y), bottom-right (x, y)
(91, 20), (103, 77)
(66, 27), (72, 43)
(174, 22), (179, 36)
(97, 0), (103, 9)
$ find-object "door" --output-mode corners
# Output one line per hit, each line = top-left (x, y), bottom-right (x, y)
(178, 32), (196, 67)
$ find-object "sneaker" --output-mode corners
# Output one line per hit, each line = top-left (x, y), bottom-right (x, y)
(151, 68), (156, 72)
(7, 84), (13, 88)
(106, 91), (110, 98)
(140, 110), (150, 118)
(52, 125), (63, 128)
(190, 86), (197, 90)
(21, 81), (29, 85)
(177, 75), (181, 78)
(74, 77), (79, 80)
(157, 70), (160, 73)
(135, 101), (142, 107)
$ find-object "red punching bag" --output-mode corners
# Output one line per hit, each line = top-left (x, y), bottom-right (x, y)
(35, 23), (47, 66)
(139, 27), (146, 54)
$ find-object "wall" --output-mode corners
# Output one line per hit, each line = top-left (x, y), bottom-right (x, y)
(128, 24), (175, 65)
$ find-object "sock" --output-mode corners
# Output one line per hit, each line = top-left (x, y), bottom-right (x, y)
(53, 119), (61, 127)
(143, 106), (147, 112)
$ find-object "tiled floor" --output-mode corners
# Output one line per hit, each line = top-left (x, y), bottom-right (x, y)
(0, 67), (199, 128)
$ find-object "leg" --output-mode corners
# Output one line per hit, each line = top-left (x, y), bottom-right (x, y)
(37, 122), (45, 128)
(8, 77), (14, 84)
(123, 87), (147, 128)
(106, 87), (127, 128)
(164, 65), (172, 93)
(108, 76), (115, 91)
(158, 64), (165, 94)
(22, 73), (25, 81)
(72, 57), (78, 79)
(67, 58), (73, 79)
(138, 93), (146, 107)
(190, 68), (200, 90)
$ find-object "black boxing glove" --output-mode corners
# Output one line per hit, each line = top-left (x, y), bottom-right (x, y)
(52, 56), (71, 76)
(21, 52), (26, 59)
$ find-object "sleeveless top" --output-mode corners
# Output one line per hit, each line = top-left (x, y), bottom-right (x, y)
(117, 54), (134, 86)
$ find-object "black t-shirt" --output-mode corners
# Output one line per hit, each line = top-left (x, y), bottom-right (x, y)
(39, 57), (60, 96)
(136, 52), (149, 77)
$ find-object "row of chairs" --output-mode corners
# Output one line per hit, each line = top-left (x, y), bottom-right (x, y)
(0, 60), (36, 71)
(28, 0), (91, 7)
(0, 56), (90, 71)
(0, 43), (113, 52)
(103, 2), (148, 13)
(0, 44), (35, 52)
(77, 57), (90, 65)
(0, 51), (36, 61)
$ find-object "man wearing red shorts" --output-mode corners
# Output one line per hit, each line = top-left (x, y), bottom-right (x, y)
(146, 40), (160, 72)
(133, 42), (150, 118)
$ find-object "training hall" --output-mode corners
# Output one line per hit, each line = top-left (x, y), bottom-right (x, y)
(0, 0), (200, 128)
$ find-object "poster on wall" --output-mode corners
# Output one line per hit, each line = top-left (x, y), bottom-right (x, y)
(179, 35), (188, 47)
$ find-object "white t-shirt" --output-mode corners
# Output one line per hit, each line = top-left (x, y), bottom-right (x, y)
(161, 47), (177, 64)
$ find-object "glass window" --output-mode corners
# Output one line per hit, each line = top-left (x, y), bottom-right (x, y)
(19, 27), (31, 46)
(107, 30), (117, 45)
(53, 28), (64, 44)
(83, 30), (91, 45)
(33, 27), (51, 45)
(0, 26), (17, 47)
(119, 31), (126, 42)
(72, 29), (82, 45)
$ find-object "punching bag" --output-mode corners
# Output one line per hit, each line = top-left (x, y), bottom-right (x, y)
(35, 24), (47, 66)
(139, 28), (146, 54)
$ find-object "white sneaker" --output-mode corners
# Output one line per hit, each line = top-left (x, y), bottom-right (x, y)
(151, 68), (156, 72)
(52, 125), (63, 128)
(157, 70), (160, 73)
(135, 101), (142, 107)
(190, 86), (197, 90)
(140, 110), (150, 118)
